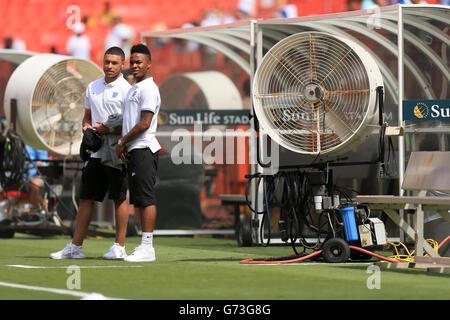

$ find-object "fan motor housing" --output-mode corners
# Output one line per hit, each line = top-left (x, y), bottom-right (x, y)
(253, 32), (384, 157)
(4, 54), (103, 156)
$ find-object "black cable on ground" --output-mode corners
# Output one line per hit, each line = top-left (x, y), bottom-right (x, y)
(0, 129), (28, 190)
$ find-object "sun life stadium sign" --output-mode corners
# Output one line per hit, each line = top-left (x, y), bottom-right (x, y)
(403, 100), (450, 121)
(157, 110), (251, 126)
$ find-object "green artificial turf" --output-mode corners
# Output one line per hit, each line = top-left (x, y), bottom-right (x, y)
(0, 235), (449, 300)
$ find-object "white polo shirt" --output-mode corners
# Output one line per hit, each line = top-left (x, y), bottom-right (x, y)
(85, 74), (131, 158)
(122, 76), (161, 153)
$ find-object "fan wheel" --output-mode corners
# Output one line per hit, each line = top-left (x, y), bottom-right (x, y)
(237, 217), (253, 247)
(322, 238), (351, 263)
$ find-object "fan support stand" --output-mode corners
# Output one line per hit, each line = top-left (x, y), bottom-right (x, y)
(246, 86), (392, 261)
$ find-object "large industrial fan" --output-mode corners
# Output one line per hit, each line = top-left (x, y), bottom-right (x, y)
(4, 54), (103, 155)
(242, 32), (389, 263)
(252, 32), (383, 157)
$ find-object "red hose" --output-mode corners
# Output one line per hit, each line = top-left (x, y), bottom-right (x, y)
(240, 250), (323, 264)
(438, 236), (450, 250)
(240, 245), (410, 264)
(348, 246), (407, 263)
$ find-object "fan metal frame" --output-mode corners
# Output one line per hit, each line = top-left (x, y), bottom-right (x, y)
(252, 32), (384, 156)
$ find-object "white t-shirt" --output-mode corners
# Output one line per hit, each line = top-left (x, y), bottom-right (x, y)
(280, 4), (298, 18)
(85, 74), (131, 158)
(104, 23), (133, 50)
(238, 0), (256, 15)
(122, 77), (161, 153)
(67, 35), (90, 60)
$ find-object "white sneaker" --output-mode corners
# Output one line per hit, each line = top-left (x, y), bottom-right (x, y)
(50, 243), (85, 259)
(124, 244), (155, 262)
(102, 243), (127, 260)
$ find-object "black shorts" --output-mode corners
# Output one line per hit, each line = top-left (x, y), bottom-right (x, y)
(80, 158), (127, 202)
(127, 148), (158, 207)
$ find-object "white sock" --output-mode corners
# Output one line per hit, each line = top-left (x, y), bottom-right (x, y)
(141, 232), (153, 247)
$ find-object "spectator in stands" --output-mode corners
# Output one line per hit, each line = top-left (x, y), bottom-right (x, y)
(99, 1), (117, 26)
(362, 0), (388, 7)
(347, 0), (362, 10)
(237, 0), (256, 19)
(175, 22), (200, 52)
(2, 37), (13, 49)
(104, 16), (134, 57)
(361, 0), (378, 8)
(66, 22), (91, 60)
(274, 0), (298, 18)
(81, 14), (97, 29)
(374, 0), (389, 5)
(200, 7), (221, 27)
(12, 39), (26, 51)
(11, 32), (26, 51)
(393, 0), (428, 3)
(2, 35), (26, 50)
(200, 7), (222, 64)
(50, 46), (63, 54)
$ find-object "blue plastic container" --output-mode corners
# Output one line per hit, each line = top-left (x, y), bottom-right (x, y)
(340, 206), (359, 241)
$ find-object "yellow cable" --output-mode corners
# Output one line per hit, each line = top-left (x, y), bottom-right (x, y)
(387, 239), (450, 262)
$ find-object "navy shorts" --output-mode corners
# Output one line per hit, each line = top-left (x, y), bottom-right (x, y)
(80, 158), (127, 202)
(127, 148), (158, 208)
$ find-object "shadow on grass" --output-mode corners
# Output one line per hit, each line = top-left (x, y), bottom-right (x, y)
(341, 263), (450, 278)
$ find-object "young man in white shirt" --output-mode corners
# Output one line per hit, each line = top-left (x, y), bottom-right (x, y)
(51, 47), (131, 260)
(116, 44), (160, 262)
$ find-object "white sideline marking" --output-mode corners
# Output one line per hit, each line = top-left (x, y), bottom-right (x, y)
(0, 281), (124, 300)
(7, 264), (143, 269)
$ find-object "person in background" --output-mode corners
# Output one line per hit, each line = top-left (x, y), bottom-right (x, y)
(2, 37), (13, 49)
(24, 145), (48, 208)
(374, 0), (389, 6)
(347, 0), (362, 11)
(361, 0), (378, 9)
(66, 22), (90, 60)
(104, 16), (134, 57)
(99, 1), (118, 26)
(237, 0), (256, 18)
(122, 68), (135, 85)
(274, 0), (298, 18)
(2, 34), (26, 50)
(51, 47), (131, 260)
(394, 0), (428, 3)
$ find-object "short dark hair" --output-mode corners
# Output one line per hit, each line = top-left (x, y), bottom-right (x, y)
(130, 43), (151, 61)
(104, 46), (125, 61)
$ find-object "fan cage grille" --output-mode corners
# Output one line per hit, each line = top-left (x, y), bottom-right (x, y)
(32, 60), (101, 151)
(253, 32), (372, 155)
